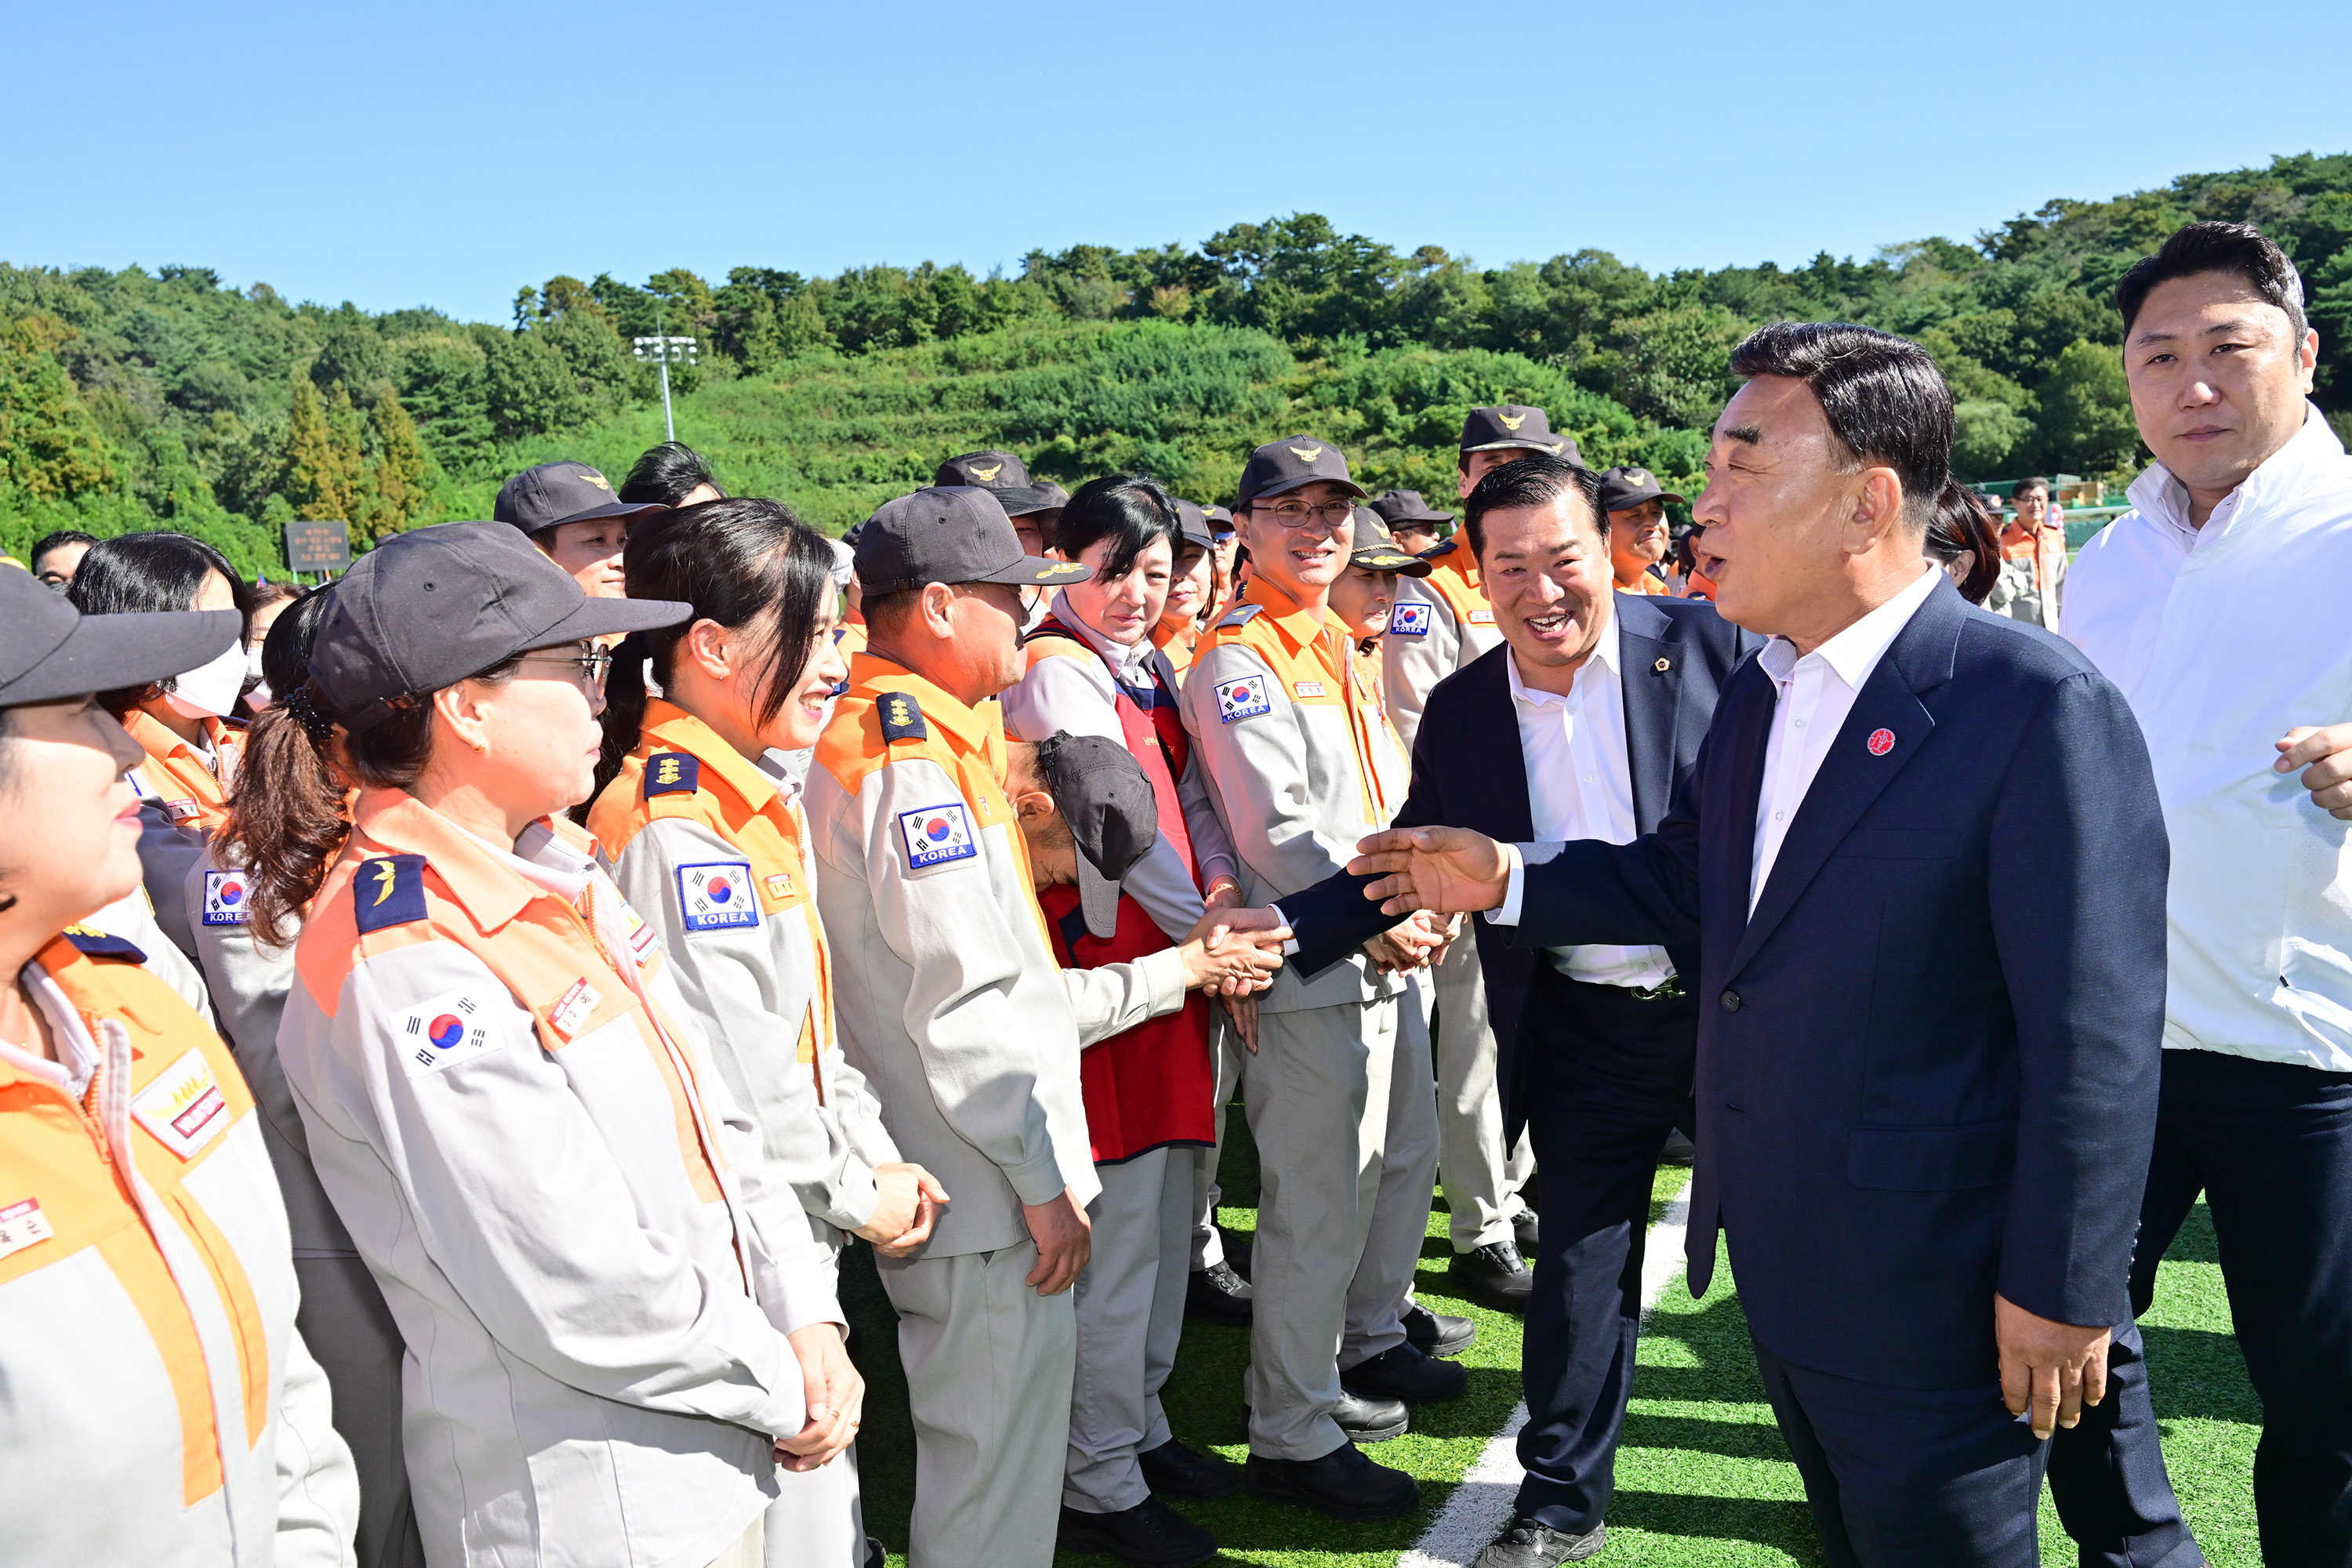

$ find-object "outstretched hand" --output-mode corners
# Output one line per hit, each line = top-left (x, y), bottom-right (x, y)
(1347, 826), (1514, 918)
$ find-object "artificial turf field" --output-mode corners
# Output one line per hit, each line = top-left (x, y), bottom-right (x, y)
(840, 1111), (2263, 1567)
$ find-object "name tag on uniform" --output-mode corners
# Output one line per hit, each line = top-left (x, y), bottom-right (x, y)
(898, 803), (978, 869)
(131, 1048), (230, 1159)
(677, 861), (761, 931)
(1293, 681), (1327, 698)
(1388, 601), (1432, 637)
(1465, 608), (1497, 626)
(0, 1197), (56, 1261)
(550, 978), (602, 1039)
(201, 869), (249, 927)
(392, 991), (500, 1076)
(1215, 674), (1271, 723)
(763, 871), (797, 904)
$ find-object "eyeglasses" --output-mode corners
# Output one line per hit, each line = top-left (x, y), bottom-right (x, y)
(518, 648), (614, 688)
(1255, 500), (1357, 530)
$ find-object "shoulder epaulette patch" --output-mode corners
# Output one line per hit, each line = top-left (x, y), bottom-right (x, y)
(61, 924), (146, 962)
(1421, 537), (1458, 560)
(353, 854), (430, 935)
(880, 691), (928, 743)
(644, 752), (700, 797)
(1218, 603), (1266, 629)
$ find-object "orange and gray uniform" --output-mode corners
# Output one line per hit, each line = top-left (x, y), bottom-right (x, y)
(183, 844), (423, 1568)
(124, 708), (245, 963)
(277, 789), (840, 1568)
(593, 699), (902, 1568)
(808, 655), (1178, 1568)
(1377, 537), (1535, 1254)
(0, 926), (358, 1566)
(1181, 580), (1439, 1461)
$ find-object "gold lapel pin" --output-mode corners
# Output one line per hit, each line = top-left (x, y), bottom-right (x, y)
(1653, 657), (1671, 673)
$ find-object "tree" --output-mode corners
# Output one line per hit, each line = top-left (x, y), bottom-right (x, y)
(1609, 303), (1751, 429)
(2033, 339), (2141, 477)
(284, 376), (362, 521)
(485, 329), (584, 441)
(0, 319), (116, 499)
(363, 390), (431, 541)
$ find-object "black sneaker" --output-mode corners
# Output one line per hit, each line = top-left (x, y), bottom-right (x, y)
(1450, 1240), (1534, 1312)
(1057, 1499), (1218, 1566)
(1138, 1437), (1240, 1501)
(1403, 1302), (1477, 1357)
(1185, 1261), (1252, 1327)
(1342, 1341), (1468, 1405)
(1514, 1208), (1541, 1252)
(1243, 1387), (1409, 1444)
(1473, 1516), (1608, 1566)
(1243, 1442), (1419, 1521)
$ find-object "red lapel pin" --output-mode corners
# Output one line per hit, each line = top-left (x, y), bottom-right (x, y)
(1867, 728), (1896, 756)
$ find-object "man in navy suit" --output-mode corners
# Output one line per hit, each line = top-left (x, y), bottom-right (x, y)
(1277, 453), (1760, 1564)
(1348, 321), (2172, 1566)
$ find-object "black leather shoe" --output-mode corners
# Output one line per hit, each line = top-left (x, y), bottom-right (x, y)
(1250, 1387), (1409, 1443)
(1660, 1127), (1696, 1167)
(1514, 1209), (1541, 1251)
(1450, 1240), (1534, 1311)
(1472, 1516), (1607, 1566)
(1403, 1302), (1476, 1357)
(1221, 1225), (1253, 1279)
(1185, 1261), (1252, 1327)
(1138, 1437), (1240, 1501)
(862, 1537), (884, 1568)
(1343, 1341), (1468, 1404)
(1243, 1442), (1419, 1520)
(1057, 1499), (1218, 1566)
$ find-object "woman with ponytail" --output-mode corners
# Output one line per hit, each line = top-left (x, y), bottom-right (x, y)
(1926, 477), (2004, 606)
(589, 497), (942, 1568)
(251, 521), (861, 1568)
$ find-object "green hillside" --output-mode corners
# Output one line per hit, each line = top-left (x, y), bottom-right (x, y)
(5, 151), (2350, 568)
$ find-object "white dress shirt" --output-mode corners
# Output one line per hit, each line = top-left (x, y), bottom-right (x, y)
(1490, 564), (1943, 930)
(2062, 405), (2352, 1072)
(1501, 614), (1675, 988)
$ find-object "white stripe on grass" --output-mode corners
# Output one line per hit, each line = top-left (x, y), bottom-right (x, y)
(1398, 1189), (1693, 1568)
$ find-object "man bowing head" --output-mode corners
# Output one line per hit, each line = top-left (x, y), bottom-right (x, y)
(1352, 321), (2171, 1568)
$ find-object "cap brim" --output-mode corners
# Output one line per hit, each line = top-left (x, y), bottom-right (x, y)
(1461, 439), (1557, 455)
(532, 499), (669, 532)
(975, 557), (1093, 588)
(1247, 474), (1370, 503)
(0, 609), (241, 708)
(535, 595), (695, 646)
(1178, 525), (1215, 551)
(989, 486), (1059, 517)
(1075, 852), (1123, 941)
(1350, 550), (1434, 578)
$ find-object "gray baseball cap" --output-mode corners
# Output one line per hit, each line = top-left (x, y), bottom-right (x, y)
(853, 487), (1090, 596)
(310, 521), (691, 732)
(495, 461), (667, 535)
(1036, 731), (1158, 940)
(0, 561), (238, 710)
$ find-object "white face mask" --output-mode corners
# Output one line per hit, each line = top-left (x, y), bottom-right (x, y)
(162, 640), (251, 720)
(243, 643), (272, 709)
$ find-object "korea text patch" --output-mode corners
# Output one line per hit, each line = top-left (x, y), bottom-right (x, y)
(202, 868), (250, 927)
(677, 861), (761, 931)
(897, 802), (979, 869)
(1388, 601), (1432, 637)
(1214, 673), (1272, 724)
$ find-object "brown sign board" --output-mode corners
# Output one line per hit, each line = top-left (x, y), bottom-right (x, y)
(285, 518), (352, 573)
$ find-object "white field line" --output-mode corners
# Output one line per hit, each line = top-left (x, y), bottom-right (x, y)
(1396, 1187), (1693, 1568)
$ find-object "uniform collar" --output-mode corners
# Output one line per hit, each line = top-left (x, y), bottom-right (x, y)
(844, 652), (1001, 756)
(1047, 590), (1156, 679)
(125, 708), (225, 778)
(641, 698), (783, 813)
(0, 956), (100, 1098)
(1760, 563), (1941, 691)
(350, 789), (553, 931)
(2125, 401), (2346, 547)
(1239, 575), (1332, 655)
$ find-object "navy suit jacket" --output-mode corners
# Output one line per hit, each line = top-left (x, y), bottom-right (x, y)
(1283, 591), (1761, 1140)
(1515, 577), (2167, 1388)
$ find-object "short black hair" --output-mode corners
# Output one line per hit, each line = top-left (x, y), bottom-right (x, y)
(2116, 221), (2307, 343)
(2013, 476), (2051, 499)
(28, 530), (99, 572)
(619, 441), (725, 507)
(1462, 454), (1607, 559)
(68, 531), (252, 714)
(1729, 321), (1952, 529)
(1054, 474), (1181, 583)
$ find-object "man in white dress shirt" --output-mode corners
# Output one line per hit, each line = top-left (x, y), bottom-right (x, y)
(2055, 220), (2352, 1566)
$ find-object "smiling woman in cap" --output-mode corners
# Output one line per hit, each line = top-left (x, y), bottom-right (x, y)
(0, 561), (366, 1566)
(231, 521), (864, 1568)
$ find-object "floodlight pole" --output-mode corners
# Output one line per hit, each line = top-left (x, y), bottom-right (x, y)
(631, 331), (699, 444)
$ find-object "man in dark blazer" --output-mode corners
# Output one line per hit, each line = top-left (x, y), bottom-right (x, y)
(1348, 322), (2172, 1567)
(1279, 455), (1760, 1565)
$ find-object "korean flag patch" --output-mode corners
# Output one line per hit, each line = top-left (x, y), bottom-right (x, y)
(390, 990), (502, 1077)
(1388, 601), (1432, 637)
(1215, 674), (1272, 724)
(897, 802), (979, 870)
(202, 868), (250, 927)
(677, 861), (761, 932)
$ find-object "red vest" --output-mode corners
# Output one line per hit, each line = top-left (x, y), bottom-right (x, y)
(1026, 616), (1214, 1163)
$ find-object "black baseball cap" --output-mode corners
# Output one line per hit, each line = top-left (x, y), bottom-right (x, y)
(0, 562), (238, 710)
(1034, 731), (1158, 940)
(310, 522), (691, 733)
(495, 461), (666, 535)
(1459, 405), (1583, 466)
(1235, 435), (1367, 510)
(1367, 488), (1455, 534)
(934, 451), (1058, 518)
(1201, 504), (1236, 538)
(1172, 499), (1216, 552)
(853, 486), (1090, 597)
(1596, 464), (1686, 512)
(1347, 510), (1435, 577)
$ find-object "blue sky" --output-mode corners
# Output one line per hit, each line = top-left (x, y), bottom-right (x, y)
(6, 0), (2347, 325)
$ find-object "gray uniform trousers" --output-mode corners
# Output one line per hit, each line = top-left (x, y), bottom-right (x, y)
(294, 1255), (425, 1568)
(878, 1241), (1076, 1568)
(1430, 937), (1537, 1250)
(766, 1230), (866, 1567)
(1242, 989), (1439, 1458)
(1066, 1145), (1198, 1512)
(1189, 1015), (1250, 1271)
